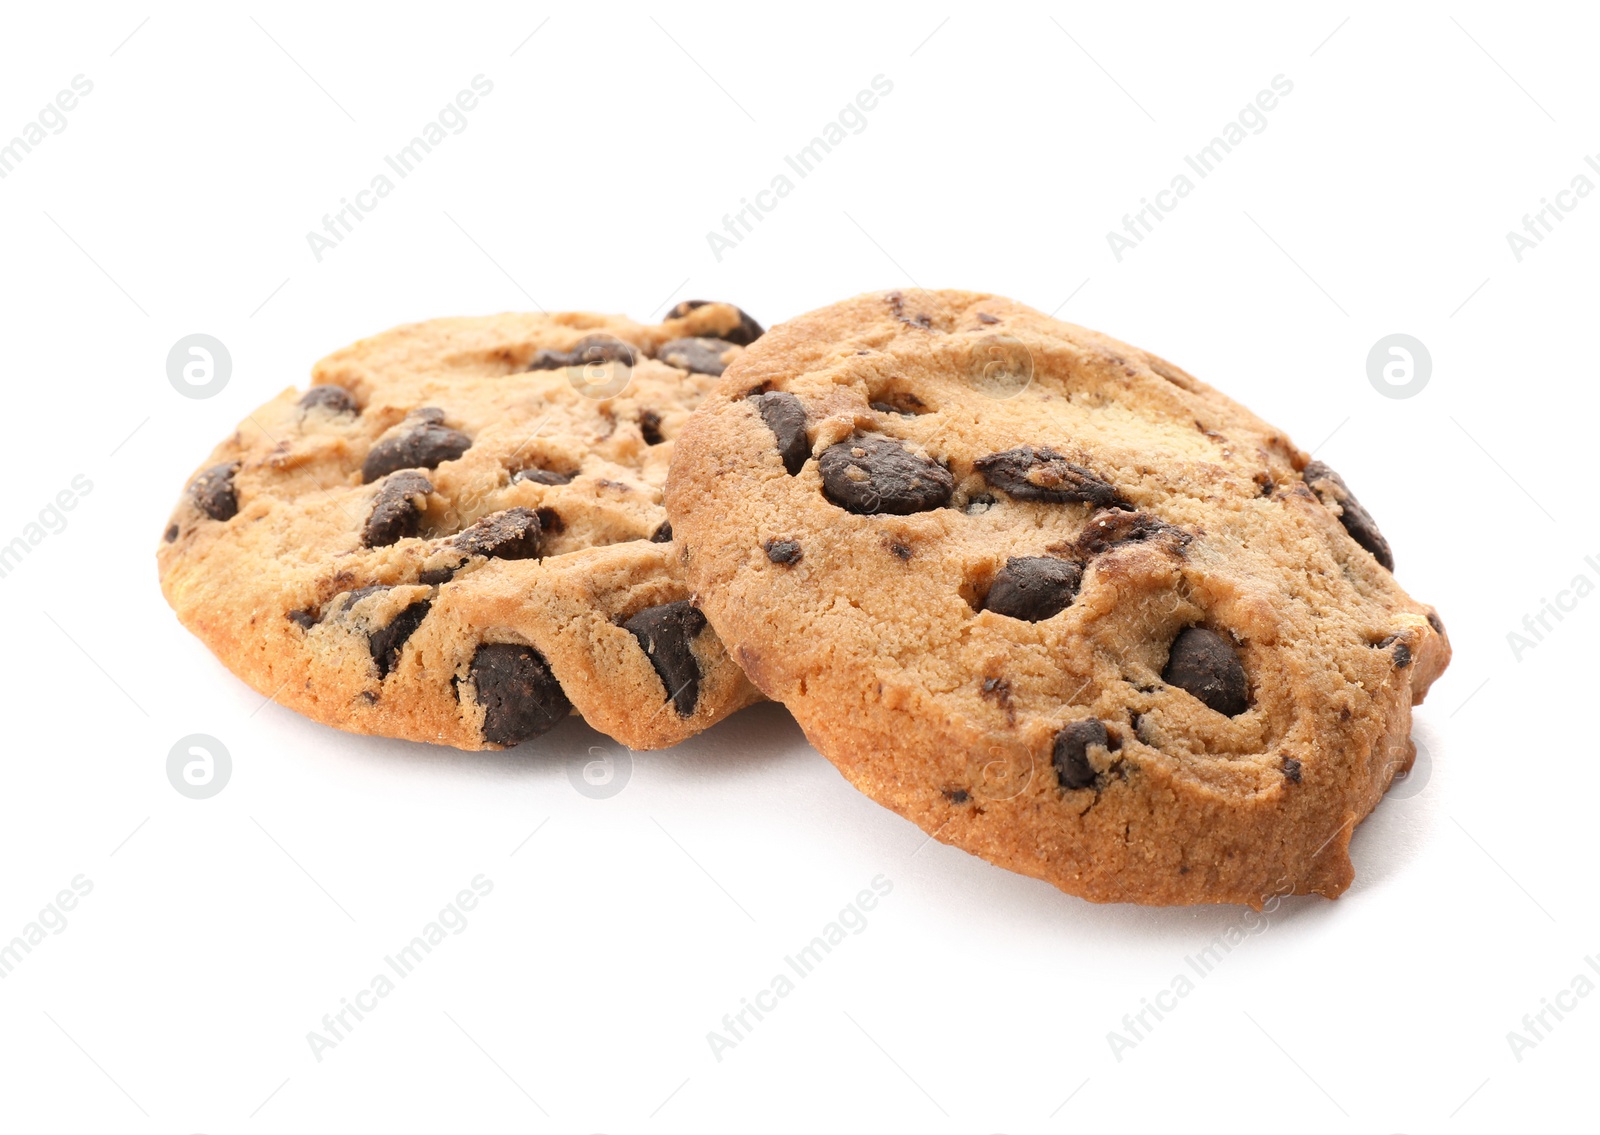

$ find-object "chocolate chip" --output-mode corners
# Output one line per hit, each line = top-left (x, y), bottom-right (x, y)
(453, 507), (542, 560)
(666, 300), (764, 345)
(886, 290), (935, 331)
(977, 312), (1000, 324)
(163, 523), (179, 543)
(650, 521), (673, 543)
(1377, 634), (1413, 669)
(1303, 461), (1394, 571)
(888, 542), (913, 560)
(300, 385), (358, 414)
(1282, 756), (1303, 783)
(638, 408), (664, 446)
(1426, 611), (1444, 634)
(1053, 719), (1112, 791)
(975, 447), (1120, 506)
(983, 556), (1083, 621)
(368, 599), (431, 678)
(418, 564), (459, 586)
(363, 470), (433, 547)
(657, 337), (736, 377)
(764, 538), (802, 564)
(623, 600), (707, 716)
(1162, 627), (1248, 716)
(469, 642), (570, 746)
(1073, 510), (1190, 557)
(339, 584), (389, 610)
(189, 463), (239, 521)
(287, 609), (317, 630)
(943, 788), (971, 803)
(753, 391), (810, 475)
(819, 435), (953, 515)
(980, 677), (1015, 723)
(526, 349), (573, 371)
(535, 507), (564, 534)
(362, 420), (471, 483)
(512, 466), (575, 486)
(572, 336), (638, 366)
(868, 391), (927, 417)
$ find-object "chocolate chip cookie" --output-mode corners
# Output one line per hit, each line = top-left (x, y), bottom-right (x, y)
(158, 303), (765, 749)
(665, 290), (1450, 906)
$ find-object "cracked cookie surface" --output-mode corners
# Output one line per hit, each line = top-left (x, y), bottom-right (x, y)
(158, 304), (764, 750)
(665, 289), (1450, 905)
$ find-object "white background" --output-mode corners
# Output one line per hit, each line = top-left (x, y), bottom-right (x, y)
(1, 2), (1594, 1131)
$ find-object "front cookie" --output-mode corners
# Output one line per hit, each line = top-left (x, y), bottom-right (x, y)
(158, 303), (764, 750)
(666, 290), (1451, 906)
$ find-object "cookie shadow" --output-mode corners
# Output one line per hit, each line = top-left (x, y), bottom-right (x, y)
(319, 698), (799, 784)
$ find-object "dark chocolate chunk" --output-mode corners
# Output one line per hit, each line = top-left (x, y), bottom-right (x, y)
(189, 462), (239, 521)
(983, 556), (1083, 621)
(1282, 756), (1303, 783)
(300, 385), (358, 414)
(975, 446), (1120, 506)
(650, 521), (673, 543)
(339, 584), (389, 610)
(623, 600), (707, 716)
(527, 348), (573, 371)
(666, 299), (764, 345)
(943, 788), (971, 803)
(657, 337), (736, 377)
(1053, 719), (1111, 791)
(1073, 510), (1190, 557)
(638, 408), (664, 446)
(469, 642), (571, 746)
(287, 609), (317, 630)
(512, 466), (575, 486)
(453, 507), (542, 560)
(818, 435), (953, 515)
(418, 563), (459, 586)
(573, 335), (638, 366)
(753, 391), (810, 475)
(361, 420), (471, 483)
(977, 312), (1000, 325)
(363, 470), (433, 547)
(1426, 610), (1444, 635)
(764, 538), (802, 564)
(888, 542), (913, 561)
(1303, 460), (1394, 571)
(1377, 634), (1413, 669)
(368, 599), (431, 679)
(163, 523), (179, 543)
(1162, 626), (1248, 716)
